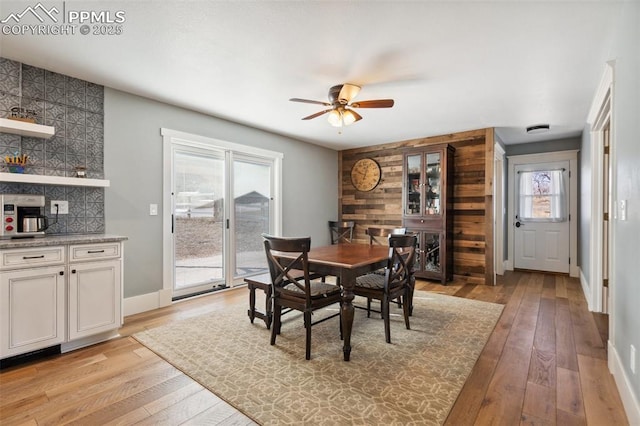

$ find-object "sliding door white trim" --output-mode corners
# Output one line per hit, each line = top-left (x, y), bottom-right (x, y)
(161, 128), (283, 305)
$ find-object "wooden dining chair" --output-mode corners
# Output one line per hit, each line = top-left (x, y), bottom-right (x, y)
(354, 234), (417, 343)
(262, 234), (342, 360)
(362, 227), (408, 315)
(328, 220), (355, 244)
(366, 227), (407, 245)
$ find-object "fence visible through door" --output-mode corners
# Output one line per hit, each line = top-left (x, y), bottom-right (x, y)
(163, 129), (282, 301)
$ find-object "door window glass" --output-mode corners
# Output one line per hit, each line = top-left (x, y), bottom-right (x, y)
(518, 170), (566, 222)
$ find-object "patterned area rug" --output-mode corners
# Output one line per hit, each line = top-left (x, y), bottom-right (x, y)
(134, 291), (503, 425)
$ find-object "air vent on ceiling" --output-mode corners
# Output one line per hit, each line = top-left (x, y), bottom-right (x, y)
(526, 124), (550, 134)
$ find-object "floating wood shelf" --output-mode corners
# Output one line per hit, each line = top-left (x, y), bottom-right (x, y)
(0, 173), (110, 187)
(0, 118), (55, 139)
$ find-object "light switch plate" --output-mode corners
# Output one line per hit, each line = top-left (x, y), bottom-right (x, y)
(149, 204), (158, 216)
(619, 200), (627, 221)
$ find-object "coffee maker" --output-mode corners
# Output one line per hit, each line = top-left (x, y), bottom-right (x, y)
(0, 194), (48, 238)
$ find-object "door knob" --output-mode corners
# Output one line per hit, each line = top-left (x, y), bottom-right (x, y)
(515, 221), (522, 228)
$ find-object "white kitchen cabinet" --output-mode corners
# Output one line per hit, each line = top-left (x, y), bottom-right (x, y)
(0, 264), (66, 358)
(0, 239), (125, 359)
(68, 258), (121, 340)
(65, 242), (123, 346)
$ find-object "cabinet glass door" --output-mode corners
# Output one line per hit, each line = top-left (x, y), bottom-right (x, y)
(423, 232), (441, 273)
(425, 152), (441, 215)
(405, 154), (422, 215)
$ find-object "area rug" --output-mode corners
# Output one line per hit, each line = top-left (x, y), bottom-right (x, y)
(133, 291), (504, 425)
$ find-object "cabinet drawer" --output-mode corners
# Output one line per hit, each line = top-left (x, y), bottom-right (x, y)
(69, 243), (121, 261)
(403, 217), (443, 230)
(0, 246), (65, 270)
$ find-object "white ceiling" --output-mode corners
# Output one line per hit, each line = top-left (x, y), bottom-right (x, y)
(0, 1), (622, 150)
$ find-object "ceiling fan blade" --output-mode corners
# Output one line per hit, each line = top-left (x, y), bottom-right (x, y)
(350, 99), (395, 108)
(301, 109), (333, 120)
(351, 110), (363, 123)
(289, 98), (331, 106)
(338, 84), (361, 103)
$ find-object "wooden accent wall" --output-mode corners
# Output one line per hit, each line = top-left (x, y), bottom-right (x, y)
(339, 128), (494, 285)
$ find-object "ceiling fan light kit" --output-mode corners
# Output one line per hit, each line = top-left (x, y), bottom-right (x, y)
(342, 109), (359, 126)
(328, 107), (360, 127)
(328, 109), (342, 127)
(290, 83), (394, 127)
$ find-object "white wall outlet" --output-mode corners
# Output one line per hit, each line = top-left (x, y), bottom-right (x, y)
(631, 344), (636, 374)
(51, 200), (69, 215)
(149, 203), (158, 216)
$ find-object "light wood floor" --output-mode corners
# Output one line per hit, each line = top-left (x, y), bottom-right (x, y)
(0, 271), (629, 425)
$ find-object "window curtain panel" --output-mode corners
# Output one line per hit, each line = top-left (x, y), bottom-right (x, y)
(517, 170), (567, 222)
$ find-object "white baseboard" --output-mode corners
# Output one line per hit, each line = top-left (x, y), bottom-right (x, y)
(505, 259), (513, 271)
(124, 289), (172, 316)
(579, 267), (594, 312)
(159, 288), (173, 307)
(609, 341), (640, 425)
(570, 263), (579, 278)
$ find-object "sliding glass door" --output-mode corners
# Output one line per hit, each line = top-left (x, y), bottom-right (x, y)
(233, 157), (272, 277)
(164, 131), (282, 300)
(172, 146), (226, 298)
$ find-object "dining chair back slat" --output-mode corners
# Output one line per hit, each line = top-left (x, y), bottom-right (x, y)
(366, 227), (407, 245)
(329, 220), (355, 244)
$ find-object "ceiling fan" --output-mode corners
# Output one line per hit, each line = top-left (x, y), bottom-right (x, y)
(290, 84), (394, 127)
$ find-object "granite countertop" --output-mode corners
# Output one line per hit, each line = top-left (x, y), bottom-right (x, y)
(0, 234), (128, 249)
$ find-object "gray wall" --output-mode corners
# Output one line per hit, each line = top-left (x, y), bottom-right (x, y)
(580, 0), (639, 405)
(504, 137), (582, 266)
(504, 137), (581, 156)
(103, 89), (338, 298)
(606, 0), (639, 401)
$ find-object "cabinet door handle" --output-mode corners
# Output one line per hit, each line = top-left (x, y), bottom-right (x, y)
(59, 271), (64, 276)
(72, 269), (77, 274)
(23, 255), (45, 259)
(87, 250), (105, 254)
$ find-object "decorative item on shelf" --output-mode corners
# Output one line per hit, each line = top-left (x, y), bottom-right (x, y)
(4, 153), (29, 173)
(8, 106), (38, 124)
(74, 166), (87, 178)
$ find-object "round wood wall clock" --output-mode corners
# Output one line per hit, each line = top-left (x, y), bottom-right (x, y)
(350, 158), (381, 192)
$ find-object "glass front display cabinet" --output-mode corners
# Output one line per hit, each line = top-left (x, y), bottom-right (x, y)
(402, 144), (455, 284)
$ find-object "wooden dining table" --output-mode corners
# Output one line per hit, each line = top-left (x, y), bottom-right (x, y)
(277, 243), (390, 361)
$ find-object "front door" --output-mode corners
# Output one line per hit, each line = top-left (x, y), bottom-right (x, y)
(514, 161), (570, 273)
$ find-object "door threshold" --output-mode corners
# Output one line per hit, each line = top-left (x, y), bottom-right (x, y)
(513, 268), (569, 276)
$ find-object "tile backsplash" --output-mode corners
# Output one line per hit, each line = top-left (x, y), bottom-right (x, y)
(0, 57), (105, 235)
